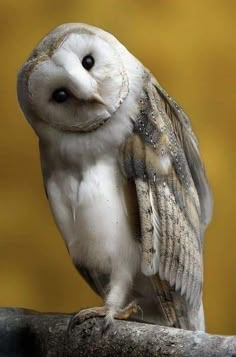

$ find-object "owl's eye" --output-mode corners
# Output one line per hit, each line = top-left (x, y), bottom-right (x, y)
(52, 88), (69, 103)
(82, 55), (95, 71)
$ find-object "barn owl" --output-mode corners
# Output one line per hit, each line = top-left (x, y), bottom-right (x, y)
(17, 23), (212, 331)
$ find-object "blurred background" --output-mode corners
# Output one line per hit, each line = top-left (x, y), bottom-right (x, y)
(0, 0), (235, 335)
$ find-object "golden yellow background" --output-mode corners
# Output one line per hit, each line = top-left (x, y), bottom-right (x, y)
(0, 0), (235, 335)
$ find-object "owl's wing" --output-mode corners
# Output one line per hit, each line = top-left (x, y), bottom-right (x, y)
(152, 76), (213, 228)
(121, 72), (212, 314)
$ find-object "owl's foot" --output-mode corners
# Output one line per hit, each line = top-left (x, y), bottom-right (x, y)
(68, 301), (140, 333)
(114, 300), (140, 320)
(68, 306), (107, 333)
(102, 300), (141, 335)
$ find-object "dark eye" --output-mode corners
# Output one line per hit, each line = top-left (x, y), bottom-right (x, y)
(52, 88), (69, 103)
(82, 55), (95, 71)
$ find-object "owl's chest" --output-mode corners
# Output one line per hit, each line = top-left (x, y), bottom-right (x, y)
(46, 155), (140, 273)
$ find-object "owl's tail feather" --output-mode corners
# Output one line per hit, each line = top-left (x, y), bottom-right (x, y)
(151, 274), (191, 330)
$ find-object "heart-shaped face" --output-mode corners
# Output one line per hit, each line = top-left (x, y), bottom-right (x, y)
(18, 24), (131, 133)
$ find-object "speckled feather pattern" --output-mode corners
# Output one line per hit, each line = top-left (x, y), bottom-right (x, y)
(121, 72), (211, 327)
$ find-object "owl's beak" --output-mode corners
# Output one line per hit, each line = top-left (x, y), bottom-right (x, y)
(76, 93), (105, 106)
(89, 94), (105, 105)
(64, 67), (105, 106)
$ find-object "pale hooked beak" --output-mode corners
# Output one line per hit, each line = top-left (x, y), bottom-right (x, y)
(76, 93), (105, 106)
(89, 93), (105, 105)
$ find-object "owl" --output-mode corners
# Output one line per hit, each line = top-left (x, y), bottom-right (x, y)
(17, 23), (212, 331)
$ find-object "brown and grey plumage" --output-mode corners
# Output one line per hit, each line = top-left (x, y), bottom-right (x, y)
(17, 23), (212, 331)
(121, 72), (212, 329)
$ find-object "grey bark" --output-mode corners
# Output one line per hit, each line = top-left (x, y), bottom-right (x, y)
(0, 307), (235, 357)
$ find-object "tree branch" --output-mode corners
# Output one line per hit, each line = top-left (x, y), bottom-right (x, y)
(0, 308), (235, 356)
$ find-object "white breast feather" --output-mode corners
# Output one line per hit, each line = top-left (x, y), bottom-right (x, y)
(47, 154), (140, 276)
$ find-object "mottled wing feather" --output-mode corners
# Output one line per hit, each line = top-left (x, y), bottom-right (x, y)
(151, 274), (192, 329)
(152, 76), (213, 228)
(122, 72), (212, 310)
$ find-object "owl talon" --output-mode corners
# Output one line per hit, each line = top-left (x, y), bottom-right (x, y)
(101, 301), (140, 335)
(67, 306), (107, 333)
(114, 301), (140, 320)
(101, 315), (114, 336)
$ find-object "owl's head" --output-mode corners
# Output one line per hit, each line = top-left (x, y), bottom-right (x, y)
(17, 23), (142, 134)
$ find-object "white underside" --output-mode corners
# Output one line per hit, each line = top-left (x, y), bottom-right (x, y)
(47, 154), (140, 276)
(46, 150), (141, 312)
